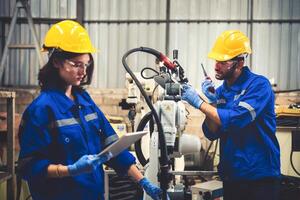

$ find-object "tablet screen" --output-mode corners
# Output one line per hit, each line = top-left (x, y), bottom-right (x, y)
(98, 131), (148, 158)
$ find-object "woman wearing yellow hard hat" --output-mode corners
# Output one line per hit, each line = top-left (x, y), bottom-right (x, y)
(18, 20), (164, 200)
(182, 30), (280, 200)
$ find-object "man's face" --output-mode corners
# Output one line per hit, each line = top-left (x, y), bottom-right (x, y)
(214, 60), (238, 80)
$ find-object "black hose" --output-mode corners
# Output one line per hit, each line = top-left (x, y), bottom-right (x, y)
(141, 67), (159, 79)
(201, 140), (214, 170)
(290, 150), (300, 176)
(134, 111), (154, 166)
(122, 47), (170, 199)
(151, 84), (159, 104)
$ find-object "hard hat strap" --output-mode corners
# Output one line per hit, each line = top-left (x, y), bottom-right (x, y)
(47, 47), (65, 60)
(47, 48), (55, 59)
(234, 53), (248, 60)
(222, 60), (239, 80)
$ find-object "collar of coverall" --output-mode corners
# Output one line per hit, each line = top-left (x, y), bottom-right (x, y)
(48, 89), (92, 113)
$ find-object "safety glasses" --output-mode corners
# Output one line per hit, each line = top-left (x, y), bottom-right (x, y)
(216, 60), (237, 67)
(65, 59), (92, 70)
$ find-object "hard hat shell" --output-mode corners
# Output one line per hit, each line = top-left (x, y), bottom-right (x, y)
(208, 30), (252, 61)
(42, 20), (97, 53)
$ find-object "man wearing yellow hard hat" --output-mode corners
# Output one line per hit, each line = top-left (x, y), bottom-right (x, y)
(182, 30), (280, 200)
(18, 20), (166, 200)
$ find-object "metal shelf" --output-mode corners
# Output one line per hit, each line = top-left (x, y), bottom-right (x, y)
(0, 172), (12, 183)
(277, 126), (300, 132)
(0, 90), (16, 200)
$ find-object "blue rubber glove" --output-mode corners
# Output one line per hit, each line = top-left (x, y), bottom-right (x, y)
(139, 177), (169, 200)
(181, 84), (204, 109)
(68, 152), (112, 176)
(201, 79), (217, 104)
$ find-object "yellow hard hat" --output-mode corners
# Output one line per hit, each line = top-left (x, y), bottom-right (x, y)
(208, 30), (252, 61)
(42, 20), (97, 53)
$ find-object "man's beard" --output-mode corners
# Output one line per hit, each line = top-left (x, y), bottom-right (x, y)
(215, 62), (237, 80)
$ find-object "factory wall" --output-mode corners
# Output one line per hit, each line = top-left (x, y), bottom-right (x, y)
(0, 0), (299, 90)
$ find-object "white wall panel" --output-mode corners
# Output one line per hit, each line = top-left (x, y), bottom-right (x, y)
(0, 0), (76, 18)
(254, 0), (300, 19)
(252, 23), (300, 89)
(86, 23), (166, 88)
(0, 0), (299, 90)
(170, 0), (249, 20)
(85, 0), (166, 20)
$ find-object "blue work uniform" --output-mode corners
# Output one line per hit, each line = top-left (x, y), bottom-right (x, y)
(18, 89), (136, 200)
(202, 67), (280, 181)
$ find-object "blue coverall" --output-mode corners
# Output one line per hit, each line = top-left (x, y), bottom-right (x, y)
(202, 67), (280, 181)
(18, 89), (136, 200)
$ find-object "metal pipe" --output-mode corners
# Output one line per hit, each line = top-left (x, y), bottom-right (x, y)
(23, 0), (44, 67)
(249, 0), (254, 68)
(0, 1), (20, 81)
(165, 0), (171, 55)
(1, 17), (299, 24)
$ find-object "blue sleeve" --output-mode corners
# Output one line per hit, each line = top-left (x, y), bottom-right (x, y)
(217, 77), (273, 131)
(18, 106), (52, 181)
(201, 86), (223, 140)
(202, 121), (221, 141)
(96, 107), (136, 176)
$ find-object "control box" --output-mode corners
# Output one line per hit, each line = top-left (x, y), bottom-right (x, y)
(191, 180), (223, 200)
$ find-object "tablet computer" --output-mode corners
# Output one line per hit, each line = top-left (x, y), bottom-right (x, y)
(97, 131), (148, 158)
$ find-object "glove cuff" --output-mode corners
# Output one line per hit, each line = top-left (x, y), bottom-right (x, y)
(138, 177), (148, 188)
(67, 164), (77, 176)
(196, 99), (204, 109)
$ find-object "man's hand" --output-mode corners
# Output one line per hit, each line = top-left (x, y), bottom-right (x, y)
(201, 80), (217, 104)
(68, 152), (112, 176)
(181, 84), (204, 109)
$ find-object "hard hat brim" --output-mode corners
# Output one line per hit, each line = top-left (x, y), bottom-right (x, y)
(208, 51), (233, 61)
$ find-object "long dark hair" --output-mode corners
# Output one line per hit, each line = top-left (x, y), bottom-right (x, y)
(38, 50), (94, 92)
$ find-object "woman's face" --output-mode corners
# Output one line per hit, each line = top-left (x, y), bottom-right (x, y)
(57, 54), (91, 86)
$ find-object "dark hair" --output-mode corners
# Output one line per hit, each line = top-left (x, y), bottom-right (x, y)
(232, 56), (245, 62)
(38, 50), (94, 92)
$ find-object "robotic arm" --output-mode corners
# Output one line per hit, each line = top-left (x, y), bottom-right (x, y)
(122, 47), (201, 200)
(122, 47), (170, 200)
